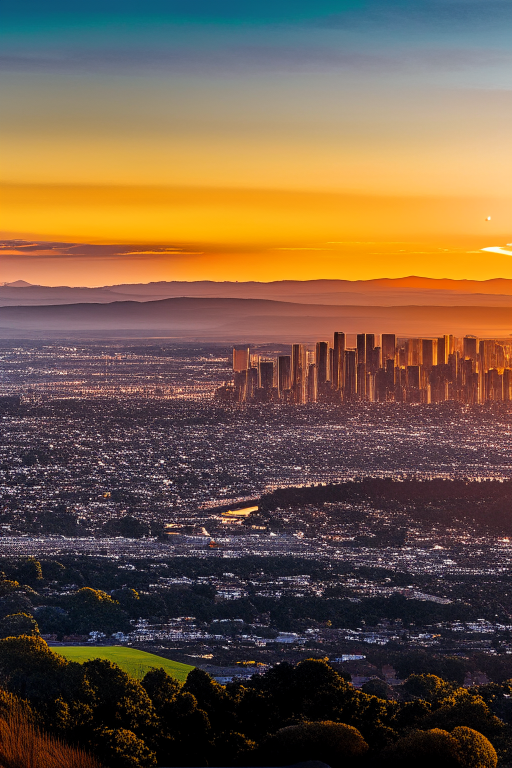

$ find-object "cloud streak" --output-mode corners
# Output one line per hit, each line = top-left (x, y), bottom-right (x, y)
(482, 246), (512, 257)
(0, 240), (204, 260)
(0, 44), (510, 76)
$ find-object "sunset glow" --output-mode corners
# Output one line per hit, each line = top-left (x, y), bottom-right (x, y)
(1, 0), (512, 284)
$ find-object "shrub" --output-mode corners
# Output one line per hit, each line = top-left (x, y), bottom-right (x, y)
(452, 726), (497, 768)
(403, 674), (453, 701)
(383, 728), (461, 768)
(93, 727), (156, 768)
(361, 678), (394, 700)
(0, 613), (39, 639)
(384, 726), (497, 768)
(262, 720), (368, 767)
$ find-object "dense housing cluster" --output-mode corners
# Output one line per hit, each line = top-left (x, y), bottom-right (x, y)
(223, 333), (512, 404)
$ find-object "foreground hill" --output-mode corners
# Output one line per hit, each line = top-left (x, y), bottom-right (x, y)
(0, 296), (510, 338)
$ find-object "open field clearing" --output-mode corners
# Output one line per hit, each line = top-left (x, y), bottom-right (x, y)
(55, 646), (194, 682)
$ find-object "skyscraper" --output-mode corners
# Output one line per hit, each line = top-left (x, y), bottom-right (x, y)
(463, 336), (477, 361)
(356, 334), (366, 399)
(332, 332), (346, 390)
(381, 334), (396, 363)
(232, 347), (250, 372)
(344, 350), (357, 401)
(422, 339), (434, 370)
(406, 338), (422, 367)
(259, 360), (274, 392)
(437, 335), (449, 365)
(278, 355), (292, 393)
(356, 334), (366, 366)
(307, 363), (317, 402)
(291, 344), (307, 404)
(316, 341), (329, 386)
(357, 362), (366, 400)
(365, 334), (375, 371)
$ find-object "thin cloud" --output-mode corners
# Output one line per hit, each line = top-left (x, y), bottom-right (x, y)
(482, 246), (512, 257)
(0, 44), (510, 76)
(0, 240), (204, 259)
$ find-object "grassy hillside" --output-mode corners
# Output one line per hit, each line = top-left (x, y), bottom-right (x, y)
(55, 645), (194, 682)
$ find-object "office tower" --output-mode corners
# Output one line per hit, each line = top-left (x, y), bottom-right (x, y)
(504, 369), (512, 401)
(234, 370), (248, 402)
(386, 358), (395, 394)
(407, 365), (420, 390)
(365, 334), (375, 371)
(278, 355), (292, 393)
(381, 334), (396, 363)
(366, 372), (376, 402)
(448, 351), (459, 384)
(406, 338), (422, 367)
(332, 332), (345, 390)
(356, 334), (366, 365)
(259, 361), (274, 393)
(357, 362), (366, 399)
(247, 367), (258, 400)
(430, 365), (448, 402)
(315, 341), (329, 386)
(463, 336), (477, 360)
(467, 371), (479, 404)
(461, 358), (473, 385)
(356, 334), (366, 398)
(422, 339), (434, 370)
(479, 340), (497, 371)
(307, 363), (317, 402)
(395, 366), (407, 403)
(406, 365), (421, 403)
(437, 335), (449, 365)
(375, 368), (388, 401)
(372, 346), (381, 371)
(344, 350), (357, 400)
(486, 368), (503, 401)
(291, 344), (307, 404)
(232, 347), (250, 372)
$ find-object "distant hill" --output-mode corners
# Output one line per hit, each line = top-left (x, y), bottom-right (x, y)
(2, 277), (512, 307)
(1, 280), (34, 288)
(0, 296), (510, 339)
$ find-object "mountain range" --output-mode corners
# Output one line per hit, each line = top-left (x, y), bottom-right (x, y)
(0, 293), (510, 340)
(2, 277), (512, 308)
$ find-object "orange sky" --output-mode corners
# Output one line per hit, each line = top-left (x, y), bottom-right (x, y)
(1, 182), (511, 285)
(2, 2), (512, 285)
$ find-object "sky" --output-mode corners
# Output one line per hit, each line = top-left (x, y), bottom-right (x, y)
(1, 0), (512, 286)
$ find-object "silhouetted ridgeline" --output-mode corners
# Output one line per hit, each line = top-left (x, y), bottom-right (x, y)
(260, 478), (512, 532)
(0, 297), (511, 338)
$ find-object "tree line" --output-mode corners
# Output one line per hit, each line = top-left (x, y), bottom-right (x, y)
(259, 478), (512, 533)
(0, 638), (507, 768)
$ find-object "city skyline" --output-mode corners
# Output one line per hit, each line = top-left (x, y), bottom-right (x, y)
(224, 332), (512, 404)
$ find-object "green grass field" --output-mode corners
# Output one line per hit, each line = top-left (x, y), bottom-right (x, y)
(55, 646), (194, 682)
